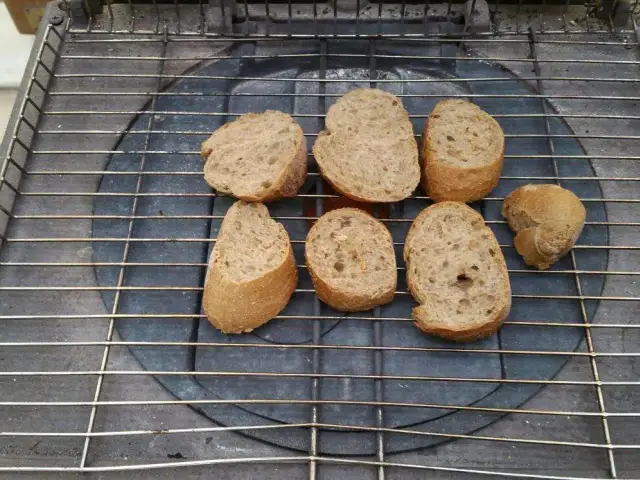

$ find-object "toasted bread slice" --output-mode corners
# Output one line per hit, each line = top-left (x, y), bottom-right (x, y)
(305, 208), (396, 311)
(421, 99), (504, 203)
(313, 89), (420, 203)
(202, 201), (297, 333)
(201, 110), (307, 202)
(404, 202), (511, 342)
(502, 184), (586, 269)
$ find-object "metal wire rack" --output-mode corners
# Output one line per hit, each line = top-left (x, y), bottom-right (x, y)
(0, 0), (639, 478)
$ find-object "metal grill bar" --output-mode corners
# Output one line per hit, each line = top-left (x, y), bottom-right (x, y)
(369, 37), (386, 480)
(4, 369), (640, 386)
(1, 398), (638, 418)
(47, 73), (640, 82)
(5, 218), (640, 228)
(2, 282), (639, 299)
(2, 239), (638, 254)
(77, 25), (169, 468)
(308, 37), (327, 480)
(61, 37), (639, 45)
(3, 370), (640, 386)
(52, 54), (640, 65)
(65, 28), (635, 36)
(33, 112), (640, 120)
(0, 424), (637, 450)
(528, 29), (617, 477)
(2, 317), (640, 330)
(2, 335), (640, 346)
(15, 173), (640, 182)
(0, 458), (635, 478)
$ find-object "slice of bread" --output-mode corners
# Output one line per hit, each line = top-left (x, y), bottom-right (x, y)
(421, 99), (504, 203)
(305, 208), (396, 311)
(404, 202), (511, 342)
(312, 88), (420, 203)
(201, 110), (307, 202)
(502, 184), (586, 269)
(202, 201), (298, 333)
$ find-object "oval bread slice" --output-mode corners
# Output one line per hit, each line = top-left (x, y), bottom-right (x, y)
(312, 89), (420, 203)
(404, 202), (511, 342)
(421, 99), (504, 203)
(201, 110), (307, 202)
(305, 208), (397, 311)
(203, 201), (298, 334)
(502, 184), (586, 269)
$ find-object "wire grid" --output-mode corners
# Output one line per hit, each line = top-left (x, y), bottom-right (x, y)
(0, 1), (639, 478)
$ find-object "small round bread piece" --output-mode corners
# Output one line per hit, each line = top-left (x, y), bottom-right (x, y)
(201, 110), (307, 202)
(305, 208), (397, 311)
(203, 201), (298, 334)
(502, 184), (586, 270)
(312, 89), (420, 203)
(421, 99), (505, 203)
(404, 202), (511, 342)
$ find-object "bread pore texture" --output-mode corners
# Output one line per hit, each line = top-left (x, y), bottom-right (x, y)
(202, 201), (298, 333)
(312, 88), (420, 203)
(421, 99), (505, 203)
(404, 202), (511, 342)
(305, 208), (397, 311)
(201, 110), (307, 202)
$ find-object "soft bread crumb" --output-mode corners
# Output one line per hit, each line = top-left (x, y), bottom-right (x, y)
(306, 208), (396, 311)
(201, 110), (307, 202)
(203, 201), (297, 333)
(313, 89), (420, 203)
(215, 202), (288, 282)
(404, 202), (511, 342)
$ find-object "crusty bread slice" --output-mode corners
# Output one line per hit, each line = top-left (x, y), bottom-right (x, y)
(312, 89), (420, 203)
(201, 110), (307, 202)
(202, 201), (297, 333)
(502, 184), (586, 270)
(404, 202), (511, 342)
(421, 99), (504, 203)
(305, 208), (396, 311)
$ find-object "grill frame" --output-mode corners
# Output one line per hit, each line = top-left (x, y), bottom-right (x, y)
(0, 1), (639, 477)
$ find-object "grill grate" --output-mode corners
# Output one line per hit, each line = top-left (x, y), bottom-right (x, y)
(0, 1), (639, 478)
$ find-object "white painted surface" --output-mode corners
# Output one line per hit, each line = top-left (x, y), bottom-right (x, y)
(0, 2), (34, 88)
(0, 88), (18, 135)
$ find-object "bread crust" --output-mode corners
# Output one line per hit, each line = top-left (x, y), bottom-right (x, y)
(404, 202), (511, 342)
(502, 184), (586, 269)
(421, 99), (504, 203)
(305, 208), (396, 311)
(307, 266), (395, 312)
(201, 111), (307, 203)
(202, 203), (298, 334)
(312, 89), (420, 203)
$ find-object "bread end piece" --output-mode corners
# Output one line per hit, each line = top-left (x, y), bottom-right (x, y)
(502, 184), (586, 269)
(202, 202), (298, 333)
(422, 99), (504, 203)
